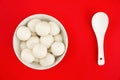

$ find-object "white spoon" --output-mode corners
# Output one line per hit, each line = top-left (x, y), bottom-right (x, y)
(92, 12), (109, 66)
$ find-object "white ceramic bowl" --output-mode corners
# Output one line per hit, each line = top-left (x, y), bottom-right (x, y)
(13, 14), (68, 70)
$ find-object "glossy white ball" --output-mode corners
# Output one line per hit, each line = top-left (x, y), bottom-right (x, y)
(49, 21), (60, 35)
(21, 48), (35, 63)
(32, 44), (47, 58)
(27, 19), (41, 32)
(35, 21), (50, 36)
(51, 42), (65, 56)
(17, 26), (31, 41)
(40, 35), (54, 48)
(26, 36), (39, 49)
(39, 53), (55, 66)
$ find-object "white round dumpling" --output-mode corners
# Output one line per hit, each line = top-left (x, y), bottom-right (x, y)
(21, 48), (35, 63)
(49, 21), (60, 35)
(40, 35), (54, 48)
(27, 19), (41, 32)
(26, 36), (39, 49)
(51, 42), (65, 56)
(20, 42), (27, 50)
(39, 53), (55, 67)
(35, 21), (50, 36)
(17, 26), (31, 41)
(32, 44), (47, 58)
(54, 34), (63, 42)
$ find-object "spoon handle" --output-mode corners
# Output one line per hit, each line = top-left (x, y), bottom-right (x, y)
(98, 38), (105, 65)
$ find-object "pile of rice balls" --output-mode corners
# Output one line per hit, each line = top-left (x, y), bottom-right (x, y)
(16, 19), (65, 67)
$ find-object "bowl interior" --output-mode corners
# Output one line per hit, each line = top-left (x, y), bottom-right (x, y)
(13, 14), (68, 70)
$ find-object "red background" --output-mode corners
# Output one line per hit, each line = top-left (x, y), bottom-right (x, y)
(0, 0), (120, 80)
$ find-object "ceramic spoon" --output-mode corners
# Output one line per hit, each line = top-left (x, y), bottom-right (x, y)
(92, 12), (109, 66)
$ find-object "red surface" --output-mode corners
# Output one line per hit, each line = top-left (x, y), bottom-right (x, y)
(0, 0), (120, 80)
